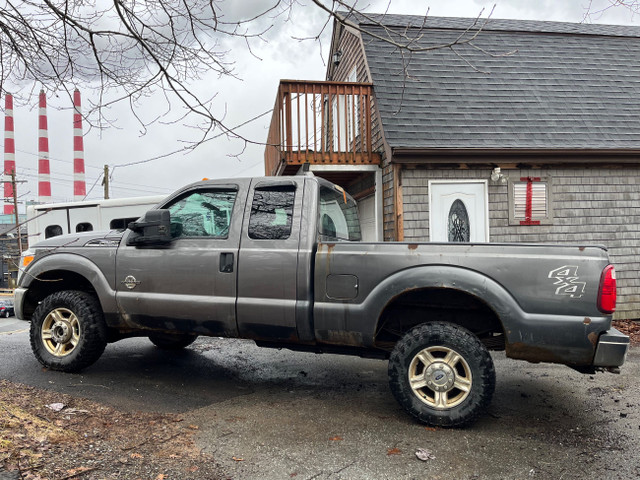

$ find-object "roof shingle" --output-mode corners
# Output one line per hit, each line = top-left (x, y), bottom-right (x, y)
(343, 13), (640, 150)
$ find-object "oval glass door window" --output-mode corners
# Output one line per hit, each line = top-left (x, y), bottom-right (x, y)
(448, 199), (470, 242)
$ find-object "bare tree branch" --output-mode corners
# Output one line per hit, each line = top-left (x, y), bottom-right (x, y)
(584, 0), (640, 21)
(0, 1), (517, 155)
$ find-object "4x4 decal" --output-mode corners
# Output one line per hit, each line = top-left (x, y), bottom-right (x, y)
(548, 265), (586, 298)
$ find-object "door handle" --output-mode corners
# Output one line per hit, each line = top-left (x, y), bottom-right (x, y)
(220, 252), (234, 273)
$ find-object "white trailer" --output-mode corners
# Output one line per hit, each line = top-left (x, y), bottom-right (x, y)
(26, 195), (165, 246)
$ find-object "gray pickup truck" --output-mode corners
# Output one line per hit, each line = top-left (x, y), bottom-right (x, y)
(15, 174), (629, 427)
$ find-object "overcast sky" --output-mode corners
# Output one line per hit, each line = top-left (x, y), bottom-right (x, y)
(4, 0), (640, 210)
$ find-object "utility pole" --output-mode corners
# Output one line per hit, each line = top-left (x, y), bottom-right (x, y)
(102, 164), (109, 199)
(11, 170), (22, 254)
(1, 170), (26, 288)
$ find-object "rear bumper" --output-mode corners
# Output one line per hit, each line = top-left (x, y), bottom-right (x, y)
(593, 328), (630, 367)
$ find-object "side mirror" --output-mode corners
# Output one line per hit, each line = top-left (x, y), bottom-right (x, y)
(126, 209), (172, 246)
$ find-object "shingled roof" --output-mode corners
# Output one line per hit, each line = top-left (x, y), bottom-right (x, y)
(340, 13), (640, 150)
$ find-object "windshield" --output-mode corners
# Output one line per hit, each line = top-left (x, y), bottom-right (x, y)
(318, 186), (362, 241)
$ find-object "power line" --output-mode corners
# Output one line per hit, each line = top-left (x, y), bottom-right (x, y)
(17, 166), (169, 194)
(111, 107), (274, 169)
(0, 143), (103, 170)
(83, 173), (103, 200)
(18, 172), (168, 199)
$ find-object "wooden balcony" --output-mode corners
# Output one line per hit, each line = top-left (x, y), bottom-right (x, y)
(265, 80), (381, 176)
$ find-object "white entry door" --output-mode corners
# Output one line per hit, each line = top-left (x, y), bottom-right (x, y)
(429, 180), (489, 242)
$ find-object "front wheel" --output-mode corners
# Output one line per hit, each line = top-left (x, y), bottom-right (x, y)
(388, 322), (495, 428)
(29, 290), (108, 372)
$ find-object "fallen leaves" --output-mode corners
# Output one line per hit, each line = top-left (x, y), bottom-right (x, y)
(613, 319), (640, 345)
(232, 456), (244, 462)
(0, 379), (222, 479)
(329, 435), (343, 441)
(60, 466), (98, 480)
(387, 447), (402, 455)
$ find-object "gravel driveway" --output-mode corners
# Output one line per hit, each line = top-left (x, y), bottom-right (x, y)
(1, 319), (639, 479)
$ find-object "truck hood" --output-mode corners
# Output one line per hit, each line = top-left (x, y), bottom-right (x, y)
(31, 231), (124, 249)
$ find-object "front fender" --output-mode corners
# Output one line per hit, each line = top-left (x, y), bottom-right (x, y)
(18, 253), (117, 321)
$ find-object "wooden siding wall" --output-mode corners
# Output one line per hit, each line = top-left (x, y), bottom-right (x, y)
(336, 31), (385, 152)
(329, 29), (367, 83)
(330, 28), (385, 156)
(330, 28), (395, 238)
(383, 164), (396, 241)
(400, 166), (640, 320)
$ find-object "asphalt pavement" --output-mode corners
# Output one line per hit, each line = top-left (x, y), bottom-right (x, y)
(1, 317), (639, 479)
(0, 316), (28, 335)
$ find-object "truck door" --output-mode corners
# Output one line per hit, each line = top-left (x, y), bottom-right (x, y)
(236, 179), (304, 341)
(115, 183), (244, 336)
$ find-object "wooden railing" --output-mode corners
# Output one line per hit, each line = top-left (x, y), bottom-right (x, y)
(265, 80), (380, 176)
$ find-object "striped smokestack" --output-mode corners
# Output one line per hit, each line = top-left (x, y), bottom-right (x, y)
(38, 90), (52, 203)
(73, 89), (86, 200)
(4, 94), (15, 214)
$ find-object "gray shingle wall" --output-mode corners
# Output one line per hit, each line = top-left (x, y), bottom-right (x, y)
(402, 166), (640, 319)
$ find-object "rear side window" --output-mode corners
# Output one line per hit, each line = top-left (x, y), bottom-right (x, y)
(45, 225), (63, 239)
(248, 186), (295, 240)
(319, 186), (362, 241)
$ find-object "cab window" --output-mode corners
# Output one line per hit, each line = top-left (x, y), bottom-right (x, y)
(165, 190), (237, 239)
(248, 185), (295, 240)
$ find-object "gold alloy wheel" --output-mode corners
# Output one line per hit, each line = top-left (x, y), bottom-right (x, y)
(40, 307), (81, 357)
(408, 346), (472, 409)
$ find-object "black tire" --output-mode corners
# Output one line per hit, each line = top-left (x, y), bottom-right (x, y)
(29, 290), (108, 372)
(388, 322), (495, 428)
(4, 310), (9, 318)
(148, 332), (198, 350)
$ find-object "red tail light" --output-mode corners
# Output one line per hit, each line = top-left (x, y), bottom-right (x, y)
(598, 265), (616, 314)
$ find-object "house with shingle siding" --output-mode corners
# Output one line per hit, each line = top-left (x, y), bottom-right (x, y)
(264, 13), (640, 320)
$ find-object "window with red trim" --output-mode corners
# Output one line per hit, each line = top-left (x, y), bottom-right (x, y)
(508, 177), (553, 226)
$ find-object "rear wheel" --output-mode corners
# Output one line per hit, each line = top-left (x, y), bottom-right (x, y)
(30, 290), (108, 372)
(388, 322), (495, 427)
(148, 332), (198, 350)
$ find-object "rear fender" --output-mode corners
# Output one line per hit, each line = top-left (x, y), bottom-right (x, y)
(315, 265), (513, 347)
